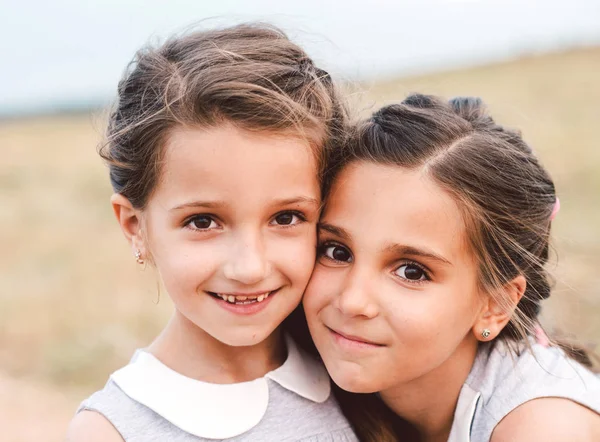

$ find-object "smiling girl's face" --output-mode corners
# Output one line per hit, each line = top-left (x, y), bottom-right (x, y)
(134, 124), (320, 347)
(303, 161), (488, 393)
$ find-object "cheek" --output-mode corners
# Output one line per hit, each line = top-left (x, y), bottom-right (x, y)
(387, 294), (442, 337)
(387, 292), (462, 343)
(433, 277), (482, 334)
(147, 230), (218, 293)
(303, 264), (342, 318)
(156, 249), (214, 298)
(272, 228), (317, 286)
(385, 283), (481, 367)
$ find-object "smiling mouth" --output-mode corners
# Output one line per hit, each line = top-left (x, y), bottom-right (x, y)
(327, 327), (384, 347)
(206, 290), (278, 305)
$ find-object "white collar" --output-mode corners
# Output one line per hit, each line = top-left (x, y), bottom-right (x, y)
(447, 383), (481, 442)
(110, 335), (331, 439)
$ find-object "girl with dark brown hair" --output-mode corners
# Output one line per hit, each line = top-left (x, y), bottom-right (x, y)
(66, 23), (358, 442)
(303, 94), (600, 442)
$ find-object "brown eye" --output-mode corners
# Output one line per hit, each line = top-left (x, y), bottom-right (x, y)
(322, 244), (353, 263)
(272, 212), (303, 226)
(395, 263), (427, 281)
(188, 215), (217, 230)
(275, 213), (294, 225)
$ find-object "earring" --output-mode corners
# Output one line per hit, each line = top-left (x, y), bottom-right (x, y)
(134, 249), (144, 265)
(481, 329), (491, 339)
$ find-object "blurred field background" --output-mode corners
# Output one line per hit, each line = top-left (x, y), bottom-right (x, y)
(1, 46), (599, 441)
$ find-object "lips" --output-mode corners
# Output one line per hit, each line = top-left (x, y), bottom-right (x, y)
(327, 326), (384, 347)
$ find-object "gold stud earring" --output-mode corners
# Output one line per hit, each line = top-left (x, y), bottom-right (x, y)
(481, 329), (491, 339)
(135, 249), (144, 265)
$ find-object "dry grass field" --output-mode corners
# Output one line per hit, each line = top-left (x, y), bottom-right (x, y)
(1, 46), (599, 441)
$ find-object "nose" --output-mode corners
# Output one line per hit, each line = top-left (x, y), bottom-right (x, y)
(223, 229), (270, 285)
(334, 267), (379, 319)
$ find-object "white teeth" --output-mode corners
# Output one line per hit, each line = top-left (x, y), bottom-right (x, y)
(227, 295), (235, 303)
(257, 295), (265, 302)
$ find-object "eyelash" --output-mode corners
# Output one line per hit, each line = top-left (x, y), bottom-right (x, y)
(184, 214), (221, 232)
(393, 260), (431, 286)
(183, 210), (307, 232)
(270, 210), (307, 228)
(318, 241), (353, 263)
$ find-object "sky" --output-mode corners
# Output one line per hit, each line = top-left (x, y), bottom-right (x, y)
(1, 0), (599, 116)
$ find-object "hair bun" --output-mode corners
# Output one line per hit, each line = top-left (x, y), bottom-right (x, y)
(448, 96), (494, 127)
(401, 93), (443, 110)
(372, 94), (446, 127)
(371, 95), (474, 142)
(448, 96), (523, 143)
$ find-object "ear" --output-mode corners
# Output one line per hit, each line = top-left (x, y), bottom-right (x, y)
(472, 275), (526, 341)
(110, 193), (146, 259)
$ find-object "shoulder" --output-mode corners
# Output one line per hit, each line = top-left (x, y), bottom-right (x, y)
(70, 379), (150, 441)
(491, 397), (600, 442)
(469, 342), (600, 408)
(65, 410), (124, 442)
(465, 342), (600, 441)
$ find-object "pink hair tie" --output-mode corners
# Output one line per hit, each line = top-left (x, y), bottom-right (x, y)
(550, 197), (560, 221)
(534, 325), (550, 347)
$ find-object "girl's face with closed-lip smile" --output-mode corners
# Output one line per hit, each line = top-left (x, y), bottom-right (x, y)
(303, 161), (488, 394)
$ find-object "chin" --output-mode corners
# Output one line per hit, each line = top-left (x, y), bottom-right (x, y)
(331, 372), (381, 394)
(325, 360), (381, 394)
(216, 326), (277, 347)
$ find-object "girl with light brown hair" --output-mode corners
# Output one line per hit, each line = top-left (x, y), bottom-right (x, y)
(66, 23), (358, 442)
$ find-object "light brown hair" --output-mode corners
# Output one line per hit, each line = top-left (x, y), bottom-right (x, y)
(100, 23), (347, 208)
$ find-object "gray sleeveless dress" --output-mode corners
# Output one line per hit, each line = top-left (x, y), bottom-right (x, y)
(78, 336), (358, 442)
(448, 340), (600, 442)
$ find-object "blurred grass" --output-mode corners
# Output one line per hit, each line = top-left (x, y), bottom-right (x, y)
(0, 46), (599, 440)
(0, 115), (173, 389)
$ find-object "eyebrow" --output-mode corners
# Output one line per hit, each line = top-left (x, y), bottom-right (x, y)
(385, 244), (452, 266)
(170, 196), (319, 212)
(274, 196), (320, 207)
(169, 201), (225, 211)
(318, 222), (352, 241)
(170, 200), (226, 211)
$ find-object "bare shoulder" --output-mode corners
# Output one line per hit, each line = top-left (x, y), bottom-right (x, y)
(65, 410), (124, 442)
(491, 397), (600, 442)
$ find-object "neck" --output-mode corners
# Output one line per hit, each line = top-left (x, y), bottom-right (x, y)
(148, 310), (286, 383)
(379, 337), (479, 442)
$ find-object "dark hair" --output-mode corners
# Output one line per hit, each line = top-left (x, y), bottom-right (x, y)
(100, 23), (346, 208)
(323, 93), (595, 441)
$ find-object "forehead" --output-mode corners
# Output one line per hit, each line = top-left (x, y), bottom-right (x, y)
(324, 162), (468, 258)
(152, 124), (319, 206)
